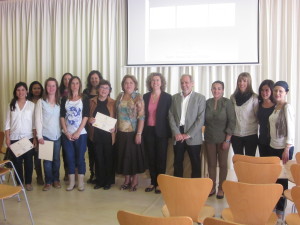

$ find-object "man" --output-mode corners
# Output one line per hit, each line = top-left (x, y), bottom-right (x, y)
(169, 74), (206, 178)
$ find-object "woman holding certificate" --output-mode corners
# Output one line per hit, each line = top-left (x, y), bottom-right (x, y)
(116, 75), (146, 192)
(5, 82), (36, 191)
(60, 76), (89, 191)
(88, 80), (116, 190)
(35, 78), (62, 191)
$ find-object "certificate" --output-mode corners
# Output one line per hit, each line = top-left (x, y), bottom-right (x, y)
(39, 140), (54, 161)
(92, 112), (117, 132)
(10, 138), (34, 157)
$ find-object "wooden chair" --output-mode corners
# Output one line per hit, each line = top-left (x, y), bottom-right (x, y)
(0, 160), (34, 225)
(117, 210), (193, 225)
(295, 152), (300, 164)
(157, 174), (215, 223)
(285, 186), (300, 225)
(232, 154), (280, 164)
(222, 181), (283, 225)
(204, 217), (242, 225)
(234, 161), (282, 184)
(284, 164), (300, 212)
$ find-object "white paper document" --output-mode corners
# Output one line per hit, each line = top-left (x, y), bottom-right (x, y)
(10, 138), (34, 157)
(38, 140), (54, 161)
(92, 112), (117, 132)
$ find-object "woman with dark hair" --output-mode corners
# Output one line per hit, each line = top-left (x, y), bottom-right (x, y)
(257, 80), (275, 156)
(35, 78), (62, 191)
(116, 75), (146, 192)
(88, 80), (116, 190)
(59, 72), (73, 181)
(5, 82), (36, 191)
(83, 70), (103, 184)
(230, 72), (259, 156)
(143, 72), (171, 194)
(60, 76), (89, 191)
(28, 81), (44, 185)
(269, 81), (294, 218)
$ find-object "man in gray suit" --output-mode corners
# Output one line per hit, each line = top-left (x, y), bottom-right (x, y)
(169, 74), (206, 178)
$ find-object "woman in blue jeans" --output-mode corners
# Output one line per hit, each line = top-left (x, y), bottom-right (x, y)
(60, 76), (89, 191)
(35, 77), (62, 191)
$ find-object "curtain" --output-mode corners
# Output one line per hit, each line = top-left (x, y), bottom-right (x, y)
(0, 0), (299, 150)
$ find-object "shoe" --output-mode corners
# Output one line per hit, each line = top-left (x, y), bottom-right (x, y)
(120, 183), (131, 190)
(155, 186), (161, 194)
(66, 174), (75, 191)
(104, 185), (111, 190)
(209, 188), (216, 197)
(43, 184), (51, 191)
(25, 184), (33, 191)
(94, 184), (102, 189)
(78, 174), (85, 191)
(129, 184), (138, 192)
(216, 190), (224, 199)
(53, 181), (61, 189)
(145, 185), (155, 192)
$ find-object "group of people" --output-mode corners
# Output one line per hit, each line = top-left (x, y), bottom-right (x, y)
(4, 71), (294, 214)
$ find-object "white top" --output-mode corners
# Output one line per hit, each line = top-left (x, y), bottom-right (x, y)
(269, 103), (294, 149)
(180, 91), (193, 126)
(230, 94), (259, 137)
(64, 99), (87, 135)
(35, 99), (61, 141)
(5, 100), (35, 140)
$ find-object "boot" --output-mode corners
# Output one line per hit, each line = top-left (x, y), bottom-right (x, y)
(66, 174), (75, 191)
(78, 174), (85, 191)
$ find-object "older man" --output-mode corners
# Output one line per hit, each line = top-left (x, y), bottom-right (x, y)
(169, 74), (206, 178)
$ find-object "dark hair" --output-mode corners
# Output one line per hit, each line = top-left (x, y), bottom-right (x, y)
(86, 70), (103, 91)
(28, 81), (44, 101)
(68, 76), (82, 99)
(10, 82), (28, 111)
(59, 72), (73, 95)
(212, 80), (224, 90)
(121, 75), (138, 92)
(43, 77), (60, 105)
(258, 79), (275, 104)
(97, 79), (112, 92)
(146, 72), (167, 91)
(233, 72), (255, 96)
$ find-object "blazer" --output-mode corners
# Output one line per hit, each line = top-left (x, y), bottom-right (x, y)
(168, 91), (206, 145)
(143, 91), (172, 138)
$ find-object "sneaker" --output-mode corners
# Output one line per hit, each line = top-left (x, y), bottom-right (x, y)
(25, 184), (33, 191)
(43, 184), (51, 191)
(53, 181), (61, 189)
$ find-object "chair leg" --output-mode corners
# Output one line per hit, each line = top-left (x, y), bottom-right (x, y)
(22, 189), (34, 225)
(1, 199), (7, 221)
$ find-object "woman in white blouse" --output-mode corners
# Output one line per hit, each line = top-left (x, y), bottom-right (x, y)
(60, 76), (89, 191)
(5, 82), (36, 191)
(35, 78), (62, 191)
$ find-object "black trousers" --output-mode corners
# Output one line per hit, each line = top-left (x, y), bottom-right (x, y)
(144, 126), (168, 186)
(87, 138), (95, 177)
(231, 134), (258, 156)
(173, 126), (201, 178)
(258, 143), (270, 157)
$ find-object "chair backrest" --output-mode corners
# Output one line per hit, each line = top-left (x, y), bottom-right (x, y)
(117, 210), (193, 225)
(291, 163), (300, 186)
(291, 186), (300, 216)
(223, 181), (283, 225)
(0, 131), (4, 148)
(204, 217), (241, 225)
(234, 161), (282, 184)
(232, 154), (280, 164)
(295, 152), (300, 164)
(157, 174), (212, 222)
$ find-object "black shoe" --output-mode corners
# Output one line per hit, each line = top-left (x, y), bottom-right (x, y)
(94, 184), (102, 189)
(154, 187), (161, 194)
(104, 185), (111, 190)
(145, 186), (155, 192)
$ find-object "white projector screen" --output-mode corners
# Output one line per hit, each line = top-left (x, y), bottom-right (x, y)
(127, 0), (259, 65)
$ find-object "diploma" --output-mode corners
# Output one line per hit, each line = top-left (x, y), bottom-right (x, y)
(9, 138), (34, 157)
(92, 112), (117, 132)
(38, 140), (54, 161)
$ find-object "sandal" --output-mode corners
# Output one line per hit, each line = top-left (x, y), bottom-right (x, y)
(120, 183), (131, 190)
(209, 188), (216, 197)
(145, 185), (155, 192)
(129, 184), (138, 192)
(216, 190), (224, 199)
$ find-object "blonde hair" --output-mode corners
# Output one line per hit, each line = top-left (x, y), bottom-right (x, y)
(233, 72), (255, 96)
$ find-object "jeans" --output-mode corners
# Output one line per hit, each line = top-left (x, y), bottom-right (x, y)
(43, 136), (61, 184)
(62, 134), (87, 174)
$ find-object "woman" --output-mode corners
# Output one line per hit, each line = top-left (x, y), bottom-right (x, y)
(116, 75), (146, 192)
(83, 70), (103, 184)
(60, 76), (89, 191)
(204, 81), (236, 199)
(28, 81), (44, 185)
(5, 82), (36, 191)
(59, 72), (73, 181)
(143, 72), (171, 194)
(35, 78), (62, 191)
(257, 80), (275, 157)
(230, 72), (259, 156)
(269, 81), (294, 218)
(88, 80), (116, 190)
